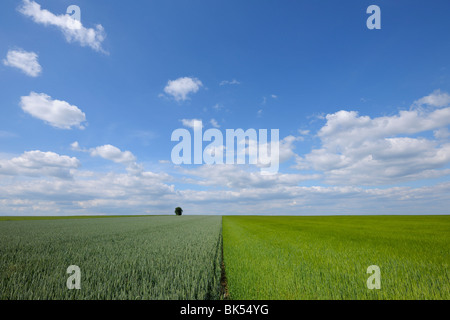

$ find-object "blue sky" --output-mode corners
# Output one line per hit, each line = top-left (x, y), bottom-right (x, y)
(1, 0), (450, 215)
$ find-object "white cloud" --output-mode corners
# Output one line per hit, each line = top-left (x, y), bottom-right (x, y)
(20, 92), (86, 129)
(296, 91), (450, 185)
(70, 141), (82, 151)
(18, 0), (107, 53)
(0, 151), (80, 179)
(181, 119), (203, 129)
(271, 94), (277, 99)
(0, 146), (174, 215)
(317, 109), (450, 143)
(279, 136), (303, 163)
(3, 49), (42, 77)
(2, 90), (450, 215)
(298, 129), (310, 135)
(246, 135), (300, 167)
(210, 119), (220, 128)
(163, 77), (202, 101)
(2, 165), (449, 215)
(181, 164), (319, 189)
(434, 128), (450, 139)
(90, 144), (136, 165)
(414, 89), (450, 108)
(74, 143), (144, 175)
(220, 79), (240, 86)
(1, 136), (450, 215)
(0, 169), (174, 215)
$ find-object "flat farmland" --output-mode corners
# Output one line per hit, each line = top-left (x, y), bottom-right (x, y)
(0, 216), (222, 299)
(1, 215), (448, 300)
(223, 216), (450, 300)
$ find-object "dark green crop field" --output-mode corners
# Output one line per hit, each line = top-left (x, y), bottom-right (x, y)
(223, 216), (450, 300)
(0, 215), (156, 221)
(0, 216), (222, 299)
(1, 215), (448, 300)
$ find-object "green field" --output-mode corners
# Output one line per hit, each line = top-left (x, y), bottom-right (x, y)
(0, 216), (222, 299)
(1, 215), (449, 300)
(223, 216), (450, 299)
(0, 215), (156, 221)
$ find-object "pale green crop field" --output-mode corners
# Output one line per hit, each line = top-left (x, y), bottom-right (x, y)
(223, 215), (450, 300)
(0, 216), (222, 299)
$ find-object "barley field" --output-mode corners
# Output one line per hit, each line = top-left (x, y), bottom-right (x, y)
(0, 216), (222, 299)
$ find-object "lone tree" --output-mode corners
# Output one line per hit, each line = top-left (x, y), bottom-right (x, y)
(175, 207), (183, 216)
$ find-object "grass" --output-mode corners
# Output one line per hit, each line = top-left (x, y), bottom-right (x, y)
(0, 216), (222, 300)
(222, 215), (450, 300)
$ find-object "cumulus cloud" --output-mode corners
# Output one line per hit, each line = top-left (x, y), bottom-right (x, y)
(3, 89), (450, 215)
(70, 141), (82, 151)
(3, 49), (42, 77)
(174, 183), (444, 214)
(181, 119), (203, 129)
(1, 165), (449, 215)
(0, 146), (174, 215)
(18, 0), (107, 53)
(244, 135), (300, 167)
(296, 91), (450, 185)
(298, 129), (310, 135)
(414, 89), (450, 108)
(20, 92), (86, 129)
(88, 143), (171, 177)
(0, 151), (80, 179)
(163, 77), (202, 101)
(90, 144), (136, 165)
(434, 128), (450, 140)
(73, 142), (144, 175)
(0, 169), (174, 215)
(181, 164), (319, 189)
